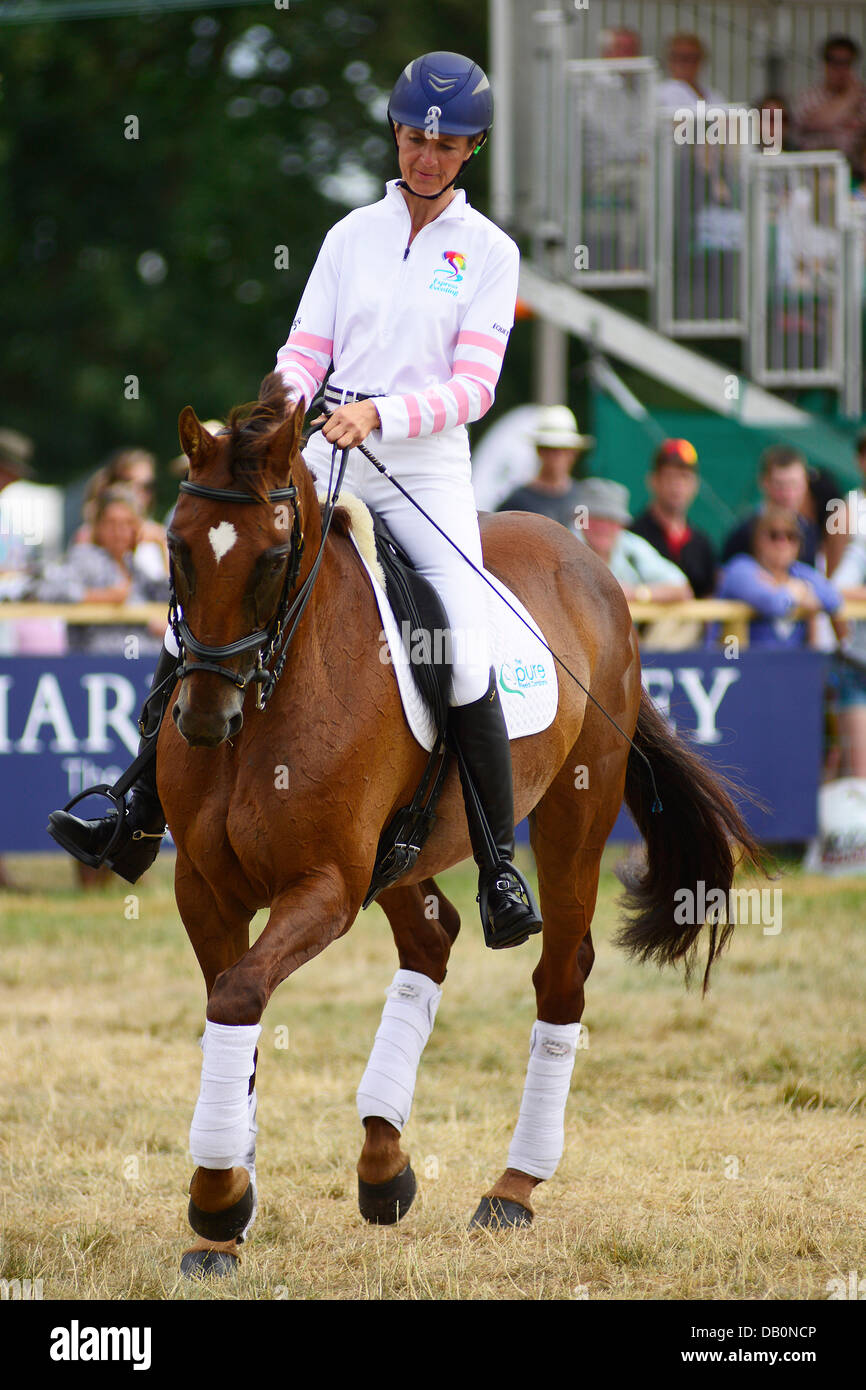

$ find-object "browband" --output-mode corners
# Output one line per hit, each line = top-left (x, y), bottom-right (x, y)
(179, 480), (298, 504)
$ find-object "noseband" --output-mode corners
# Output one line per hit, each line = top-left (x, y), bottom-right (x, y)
(168, 478), (305, 711)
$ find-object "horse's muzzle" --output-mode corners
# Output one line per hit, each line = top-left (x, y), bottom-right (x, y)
(173, 694), (244, 747)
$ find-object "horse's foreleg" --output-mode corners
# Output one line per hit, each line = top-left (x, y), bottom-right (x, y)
(175, 856), (258, 1276)
(356, 877), (460, 1224)
(183, 866), (355, 1257)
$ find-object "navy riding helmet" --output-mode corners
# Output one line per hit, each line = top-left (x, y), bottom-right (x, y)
(387, 51), (493, 199)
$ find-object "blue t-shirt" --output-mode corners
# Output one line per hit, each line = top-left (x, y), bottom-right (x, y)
(715, 554), (842, 647)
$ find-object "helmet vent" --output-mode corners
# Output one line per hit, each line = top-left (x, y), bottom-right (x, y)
(428, 73), (459, 93)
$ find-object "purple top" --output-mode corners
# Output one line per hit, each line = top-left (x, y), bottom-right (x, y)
(716, 555), (842, 647)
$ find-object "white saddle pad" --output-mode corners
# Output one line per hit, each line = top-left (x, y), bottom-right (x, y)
(349, 532), (559, 752)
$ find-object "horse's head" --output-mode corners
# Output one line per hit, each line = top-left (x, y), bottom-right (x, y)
(168, 374), (314, 748)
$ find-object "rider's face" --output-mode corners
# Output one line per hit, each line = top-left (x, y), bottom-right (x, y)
(394, 123), (479, 197)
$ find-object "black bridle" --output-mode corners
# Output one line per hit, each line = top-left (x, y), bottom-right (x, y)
(168, 436), (348, 711)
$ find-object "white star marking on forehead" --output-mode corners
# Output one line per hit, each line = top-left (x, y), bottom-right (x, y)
(208, 521), (237, 563)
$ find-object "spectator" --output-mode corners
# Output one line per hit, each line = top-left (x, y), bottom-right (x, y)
(600, 27), (641, 61)
(578, 477), (692, 600)
(656, 33), (725, 111)
(497, 405), (594, 531)
(0, 426), (65, 656)
(716, 504), (844, 647)
(793, 34), (866, 164)
(826, 527), (866, 774)
(76, 447), (168, 570)
(629, 438), (717, 597)
(37, 485), (168, 655)
(722, 445), (822, 567)
(756, 92), (797, 153)
(583, 28), (646, 273)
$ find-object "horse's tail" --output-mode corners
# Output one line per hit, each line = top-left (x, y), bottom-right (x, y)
(615, 686), (767, 992)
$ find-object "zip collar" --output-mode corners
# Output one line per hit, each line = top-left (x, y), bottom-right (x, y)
(384, 178), (468, 223)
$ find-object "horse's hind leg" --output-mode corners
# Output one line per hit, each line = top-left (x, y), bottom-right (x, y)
(175, 857), (256, 1278)
(356, 876), (460, 1225)
(470, 744), (625, 1231)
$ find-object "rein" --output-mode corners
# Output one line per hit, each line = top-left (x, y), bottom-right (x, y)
(168, 437), (349, 710)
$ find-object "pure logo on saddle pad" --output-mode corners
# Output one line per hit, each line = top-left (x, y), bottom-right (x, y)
(499, 659), (551, 698)
(341, 498), (559, 751)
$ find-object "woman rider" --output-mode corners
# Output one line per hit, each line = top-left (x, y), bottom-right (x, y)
(48, 50), (541, 950)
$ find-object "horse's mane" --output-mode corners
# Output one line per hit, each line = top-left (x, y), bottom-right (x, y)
(224, 373), (297, 501)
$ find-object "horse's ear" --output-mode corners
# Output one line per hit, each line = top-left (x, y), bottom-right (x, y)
(267, 395), (307, 475)
(178, 407), (217, 466)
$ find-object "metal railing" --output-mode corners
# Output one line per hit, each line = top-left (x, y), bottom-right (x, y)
(5, 599), (866, 650)
(563, 58), (657, 289)
(510, 37), (865, 413)
(655, 110), (750, 337)
(748, 152), (849, 389)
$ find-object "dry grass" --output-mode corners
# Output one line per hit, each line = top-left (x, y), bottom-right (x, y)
(0, 850), (863, 1300)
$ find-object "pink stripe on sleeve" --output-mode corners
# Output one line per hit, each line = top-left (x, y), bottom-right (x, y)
(423, 388), (448, 434)
(449, 380), (471, 425)
(456, 330), (507, 359)
(288, 331), (334, 353)
(277, 361), (317, 399)
(401, 394), (423, 438)
(453, 358), (500, 386)
(278, 349), (327, 384)
(475, 382), (493, 415)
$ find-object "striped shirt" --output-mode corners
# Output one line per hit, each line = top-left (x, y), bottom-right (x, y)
(275, 179), (519, 443)
(793, 79), (866, 161)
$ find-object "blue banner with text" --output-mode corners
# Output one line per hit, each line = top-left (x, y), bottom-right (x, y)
(0, 648), (828, 852)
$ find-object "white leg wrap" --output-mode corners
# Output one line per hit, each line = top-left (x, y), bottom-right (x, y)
(506, 1020), (581, 1181)
(189, 1021), (261, 1171)
(356, 969), (442, 1132)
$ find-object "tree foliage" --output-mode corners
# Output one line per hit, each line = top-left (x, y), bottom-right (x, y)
(0, 2), (509, 496)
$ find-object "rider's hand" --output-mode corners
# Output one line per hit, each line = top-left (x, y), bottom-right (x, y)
(313, 399), (381, 450)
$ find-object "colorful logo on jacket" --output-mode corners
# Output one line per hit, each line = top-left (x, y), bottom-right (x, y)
(429, 250), (466, 297)
(439, 250), (465, 280)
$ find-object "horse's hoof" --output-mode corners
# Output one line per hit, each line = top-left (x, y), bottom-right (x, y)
(358, 1164), (417, 1224)
(188, 1179), (254, 1242)
(468, 1195), (533, 1230)
(180, 1248), (238, 1279)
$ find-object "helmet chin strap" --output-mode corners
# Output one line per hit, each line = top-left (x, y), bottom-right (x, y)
(396, 162), (469, 200)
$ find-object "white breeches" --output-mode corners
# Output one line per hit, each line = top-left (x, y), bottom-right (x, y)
(303, 426), (492, 706)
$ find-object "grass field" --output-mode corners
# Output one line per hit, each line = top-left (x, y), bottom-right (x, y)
(0, 848), (863, 1301)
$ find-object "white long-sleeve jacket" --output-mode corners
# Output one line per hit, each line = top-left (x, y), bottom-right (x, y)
(275, 179), (520, 443)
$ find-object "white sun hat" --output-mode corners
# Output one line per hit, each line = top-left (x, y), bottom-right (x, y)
(529, 404), (595, 450)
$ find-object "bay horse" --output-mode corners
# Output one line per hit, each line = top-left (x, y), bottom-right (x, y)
(162, 374), (761, 1275)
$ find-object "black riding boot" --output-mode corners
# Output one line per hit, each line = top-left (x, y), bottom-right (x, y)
(448, 668), (543, 950)
(47, 644), (177, 884)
